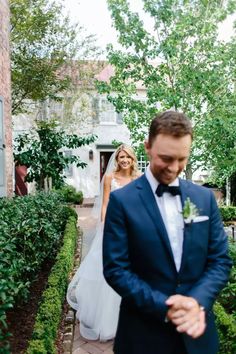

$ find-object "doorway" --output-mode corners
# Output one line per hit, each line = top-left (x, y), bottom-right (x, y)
(100, 151), (114, 181)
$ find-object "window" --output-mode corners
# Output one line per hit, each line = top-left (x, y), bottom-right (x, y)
(138, 156), (149, 173)
(99, 98), (116, 123)
(97, 98), (122, 124)
(37, 99), (64, 120)
(49, 99), (64, 119)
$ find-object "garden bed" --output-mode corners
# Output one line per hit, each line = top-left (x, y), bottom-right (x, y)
(7, 259), (54, 354)
(5, 213), (78, 354)
(0, 192), (78, 353)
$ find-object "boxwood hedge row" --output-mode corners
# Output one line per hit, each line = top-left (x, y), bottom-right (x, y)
(0, 192), (75, 353)
(26, 214), (78, 353)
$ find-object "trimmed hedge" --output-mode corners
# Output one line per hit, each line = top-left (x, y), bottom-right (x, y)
(55, 185), (83, 205)
(214, 302), (236, 354)
(215, 241), (236, 353)
(26, 214), (78, 354)
(219, 206), (236, 222)
(0, 192), (72, 353)
(217, 242), (236, 315)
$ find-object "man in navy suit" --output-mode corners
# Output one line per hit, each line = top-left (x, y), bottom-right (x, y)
(103, 111), (232, 354)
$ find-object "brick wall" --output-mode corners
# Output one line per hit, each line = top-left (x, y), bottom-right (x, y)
(0, 0), (13, 196)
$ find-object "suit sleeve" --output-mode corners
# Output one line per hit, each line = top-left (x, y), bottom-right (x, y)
(186, 191), (232, 311)
(103, 192), (169, 321)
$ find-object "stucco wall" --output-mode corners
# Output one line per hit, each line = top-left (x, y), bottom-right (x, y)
(65, 122), (131, 198)
(13, 91), (133, 198)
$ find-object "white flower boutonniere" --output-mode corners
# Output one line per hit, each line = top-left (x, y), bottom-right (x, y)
(182, 197), (199, 224)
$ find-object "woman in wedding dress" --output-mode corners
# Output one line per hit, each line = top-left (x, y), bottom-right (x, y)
(67, 144), (140, 341)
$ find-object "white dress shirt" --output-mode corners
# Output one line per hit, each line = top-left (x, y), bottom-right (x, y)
(145, 166), (184, 272)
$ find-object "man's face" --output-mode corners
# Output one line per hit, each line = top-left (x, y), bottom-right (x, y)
(145, 133), (192, 184)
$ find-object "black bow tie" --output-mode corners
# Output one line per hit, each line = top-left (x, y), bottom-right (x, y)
(156, 184), (181, 197)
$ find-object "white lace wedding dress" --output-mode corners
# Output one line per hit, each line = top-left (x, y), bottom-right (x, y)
(67, 178), (122, 341)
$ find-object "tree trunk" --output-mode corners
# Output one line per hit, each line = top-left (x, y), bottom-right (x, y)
(230, 173), (236, 206)
(38, 174), (44, 191)
(226, 177), (231, 206)
(185, 164), (193, 181)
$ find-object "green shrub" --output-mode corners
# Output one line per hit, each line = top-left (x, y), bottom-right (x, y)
(217, 242), (236, 314)
(216, 242), (236, 353)
(0, 192), (70, 353)
(26, 215), (78, 354)
(24, 340), (47, 354)
(214, 301), (236, 354)
(61, 204), (78, 220)
(56, 185), (83, 204)
(219, 206), (236, 222)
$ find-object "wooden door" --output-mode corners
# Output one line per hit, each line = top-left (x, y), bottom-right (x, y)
(100, 151), (114, 181)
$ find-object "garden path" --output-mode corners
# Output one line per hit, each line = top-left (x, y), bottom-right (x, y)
(72, 203), (114, 354)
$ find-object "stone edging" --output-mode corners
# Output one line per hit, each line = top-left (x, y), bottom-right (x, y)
(62, 227), (83, 354)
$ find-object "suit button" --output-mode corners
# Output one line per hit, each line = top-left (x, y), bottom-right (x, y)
(177, 282), (181, 287)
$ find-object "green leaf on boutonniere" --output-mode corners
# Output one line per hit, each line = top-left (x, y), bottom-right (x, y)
(182, 197), (199, 223)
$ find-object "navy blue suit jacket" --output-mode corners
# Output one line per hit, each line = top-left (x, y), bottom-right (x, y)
(103, 175), (232, 354)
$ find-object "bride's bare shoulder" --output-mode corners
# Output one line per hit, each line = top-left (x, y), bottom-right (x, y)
(104, 173), (113, 179)
(104, 173), (113, 185)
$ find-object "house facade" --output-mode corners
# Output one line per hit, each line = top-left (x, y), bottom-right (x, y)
(13, 61), (209, 199)
(64, 92), (133, 198)
(61, 63), (149, 197)
(0, 0), (13, 197)
(13, 62), (146, 198)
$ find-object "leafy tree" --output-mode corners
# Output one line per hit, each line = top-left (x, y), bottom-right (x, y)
(111, 139), (124, 148)
(98, 0), (236, 182)
(14, 120), (96, 190)
(197, 98), (236, 185)
(10, 0), (99, 114)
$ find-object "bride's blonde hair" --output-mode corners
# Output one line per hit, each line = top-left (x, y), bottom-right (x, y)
(114, 144), (139, 177)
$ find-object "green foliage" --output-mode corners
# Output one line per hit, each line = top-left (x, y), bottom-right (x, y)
(98, 0), (236, 182)
(61, 204), (78, 220)
(182, 197), (199, 219)
(10, 0), (99, 114)
(14, 120), (96, 190)
(219, 206), (236, 222)
(217, 242), (236, 315)
(197, 110), (236, 185)
(0, 192), (70, 352)
(215, 242), (236, 353)
(26, 215), (78, 354)
(214, 301), (236, 354)
(134, 143), (148, 161)
(24, 340), (47, 354)
(111, 139), (124, 148)
(56, 185), (83, 205)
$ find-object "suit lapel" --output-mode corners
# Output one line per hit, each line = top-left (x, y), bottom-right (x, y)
(179, 179), (192, 274)
(137, 175), (176, 268)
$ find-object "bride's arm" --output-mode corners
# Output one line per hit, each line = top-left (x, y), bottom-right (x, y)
(101, 174), (112, 222)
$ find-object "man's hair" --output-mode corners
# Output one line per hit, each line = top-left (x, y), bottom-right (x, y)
(148, 111), (193, 145)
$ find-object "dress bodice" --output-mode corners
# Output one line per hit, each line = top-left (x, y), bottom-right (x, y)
(111, 178), (123, 192)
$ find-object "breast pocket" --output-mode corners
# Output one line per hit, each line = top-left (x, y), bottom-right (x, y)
(185, 220), (210, 267)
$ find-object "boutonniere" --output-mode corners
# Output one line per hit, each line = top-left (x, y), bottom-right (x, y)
(182, 197), (199, 224)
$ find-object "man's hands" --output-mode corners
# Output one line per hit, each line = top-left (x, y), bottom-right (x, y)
(166, 295), (206, 338)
